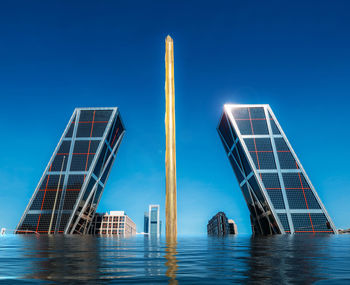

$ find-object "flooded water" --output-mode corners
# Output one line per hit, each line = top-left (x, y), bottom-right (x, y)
(0, 234), (349, 284)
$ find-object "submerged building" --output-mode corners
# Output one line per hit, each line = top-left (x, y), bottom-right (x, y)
(16, 107), (125, 234)
(217, 104), (337, 235)
(144, 205), (161, 236)
(228, 219), (238, 235)
(207, 212), (231, 236)
(89, 211), (136, 236)
(144, 211), (149, 233)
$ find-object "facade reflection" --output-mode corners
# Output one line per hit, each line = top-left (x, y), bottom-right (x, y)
(143, 235), (162, 277)
(21, 235), (101, 283)
(245, 235), (330, 283)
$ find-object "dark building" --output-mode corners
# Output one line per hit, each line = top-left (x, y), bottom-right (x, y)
(144, 211), (149, 233)
(16, 107), (125, 234)
(228, 219), (238, 234)
(217, 104), (337, 235)
(207, 212), (231, 236)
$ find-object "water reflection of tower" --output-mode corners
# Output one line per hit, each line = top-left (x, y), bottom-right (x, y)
(22, 236), (100, 282)
(245, 236), (330, 283)
(143, 235), (162, 277)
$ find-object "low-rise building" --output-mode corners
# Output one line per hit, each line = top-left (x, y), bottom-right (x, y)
(90, 211), (136, 236)
(207, 212), (237, 236)
(228, 219), (238, 235)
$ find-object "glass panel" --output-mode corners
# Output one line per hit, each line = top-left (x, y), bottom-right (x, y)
(58, 213), (71, 232)
(247, 176), (265, 205)
(37, 213), (57, 233)
(260, 173), (281, 189)
(76, 123), (93, 138)
(244, 138), (276, 170)
(310, 213), (332, 232)
(101, 156), (114, 185)
(17, 214), (40, 233)
(277, 213), (290, 232)
(233, 107), (268, 135)
(241, 184), (252, 204)
(283, 173), (321, 209)
(82, 178), (97, 201)
(266, 189), (285, 209)
(107, 115), (125, 148)
(93, 143), (108, 177)
(268, 111), (280, 134)
(50, 155), (68, 172)
(57, 141), (71, 154)
(63, 191), (80, 210)
(70, 154), (95, 171)
(66, 175), (85, 190)
(236, 142), (252, 176)
(228, 154), (244, 183)
(29, 191), (45, 210)
(218, 114), (234, 149)
(231, 107), (249, 119)
(73, 140), (100, 154)
(291, 213), (314, 233)
(65, 115), (76, 138)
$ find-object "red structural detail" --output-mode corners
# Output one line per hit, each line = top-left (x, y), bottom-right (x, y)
(38, 188), (81, 192)
(296, 162), (315, 233)
(71, 121), (108, 124)
(110, 127), (119, 148)
(249, 150), (290, 153)
(36, 163), (53, 232)
(266, 187), (311, 190)
(35, 230), (64, 233)
(57, 153), (96, 156)
(248, 108), (261, 171)
(295, 231), (332, 233)
(236, 118), (266, 121)
(84, 111), (96, 179)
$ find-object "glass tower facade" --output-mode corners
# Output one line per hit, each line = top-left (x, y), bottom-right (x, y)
(16, 107), (125, 234)
(144, 212), (149, 234)
(148, 205), (161, 236)
(217, 104), (337, 235)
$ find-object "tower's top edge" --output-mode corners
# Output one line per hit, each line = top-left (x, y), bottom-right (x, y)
(73, 107), (119, 111)
(224, 104), (270, 111)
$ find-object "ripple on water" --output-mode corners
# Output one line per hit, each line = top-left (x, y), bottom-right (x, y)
(0, 234), (350, 284)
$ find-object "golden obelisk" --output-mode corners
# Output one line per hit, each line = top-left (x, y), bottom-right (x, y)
(165, 35), (177, 239)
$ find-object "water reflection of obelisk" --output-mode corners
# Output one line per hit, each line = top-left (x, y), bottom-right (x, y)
(165, 35), (177, 239)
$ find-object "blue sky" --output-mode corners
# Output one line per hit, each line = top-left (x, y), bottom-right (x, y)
(0, 1), (350, 234)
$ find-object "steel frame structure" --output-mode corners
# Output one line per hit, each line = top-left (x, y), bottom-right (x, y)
(217, 104), (337, 235)
(16, 107), (125, 234)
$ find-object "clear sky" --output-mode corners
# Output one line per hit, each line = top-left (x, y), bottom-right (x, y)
(0, 1), (349, 235)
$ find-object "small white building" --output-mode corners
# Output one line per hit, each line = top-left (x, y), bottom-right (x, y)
(90, 211), (136, 236)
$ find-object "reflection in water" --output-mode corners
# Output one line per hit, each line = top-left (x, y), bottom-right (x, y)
(21, 235), (100, 282)
(143, 235), (162, 277)
(165, 237), (178, 285)
(0, 234), (348, 283)
(245, 235), (330, 284)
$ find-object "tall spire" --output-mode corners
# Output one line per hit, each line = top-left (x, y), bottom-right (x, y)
(165, 35), (177, 239)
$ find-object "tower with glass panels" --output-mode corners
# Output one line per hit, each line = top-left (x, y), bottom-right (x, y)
(16, 107), (125, 234)
(217, 104), (337, 235)
(148, 204), (161, 236)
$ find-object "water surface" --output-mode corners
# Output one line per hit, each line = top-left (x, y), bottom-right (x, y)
(0, 234), (349, 284)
